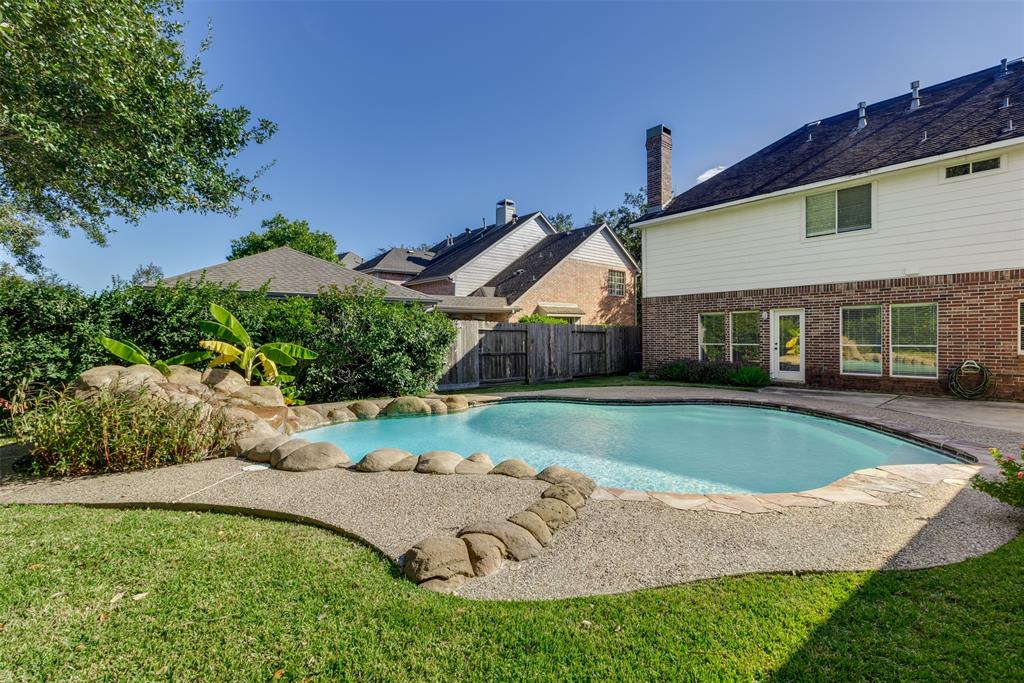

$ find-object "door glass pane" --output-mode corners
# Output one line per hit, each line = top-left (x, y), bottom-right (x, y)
(837, 184), (872, 233)
(777, 314), (801, 372)
(805, 192), (835, 237)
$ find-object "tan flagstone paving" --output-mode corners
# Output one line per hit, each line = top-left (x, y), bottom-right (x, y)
(649, 493), (709, 510)
(706, 494), (776, 514)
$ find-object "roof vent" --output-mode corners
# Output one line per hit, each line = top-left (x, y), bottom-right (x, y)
(1000, 58), (1009, 77)
(857, 102), (868, 129)
(909, 81), (921, 111)
(512, 268), (525, 276)
(1003, 119), (1015, 134)
(920, 130), (928, 143)
(1000, 95), (1011, 109)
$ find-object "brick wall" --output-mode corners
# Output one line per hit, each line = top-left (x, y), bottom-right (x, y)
(511, 259), (637, 326)
(404, 279), (456, 295)
(643, 269), (1024, 399)
(368, 271), (412, 284)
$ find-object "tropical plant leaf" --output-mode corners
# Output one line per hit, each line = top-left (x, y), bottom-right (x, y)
(199, 340), (242, 358)
(163, 350), (215, 366)
(209, 303), (252, 348)
(207, 353), (236, 368)
(259, 354), (278, 380)
(240, 347), (256, 373)
(198, 321), (243, 346)
(262, 342), (317, 360)
(259, 345), (297, 366)
(275, 373), (295, 383)
(98, 337), (150, 365)
(153, 360), (170, 376)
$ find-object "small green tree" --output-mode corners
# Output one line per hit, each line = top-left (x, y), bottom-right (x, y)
(228, 214), (339, 262)
(591, 189), (647, 264)
(548, 212), (574, 232)
(0, 0), (276, 272)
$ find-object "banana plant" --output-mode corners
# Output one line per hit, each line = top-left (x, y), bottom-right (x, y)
(98, 337), (213, 376)
(198, 303), (317, 383)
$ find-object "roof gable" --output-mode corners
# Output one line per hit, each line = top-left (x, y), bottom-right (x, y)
(159, 247), (436, 302)
(650, 60), (1024, 219)
(355, 247), (434, 275)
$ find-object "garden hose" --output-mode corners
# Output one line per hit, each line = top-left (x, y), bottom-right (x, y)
(946, 360), (992, 400)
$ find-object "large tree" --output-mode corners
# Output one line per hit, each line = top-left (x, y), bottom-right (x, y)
(228, 213), (339, 262)
(0, 0), (276, 272)
(591, 188), (646, 263)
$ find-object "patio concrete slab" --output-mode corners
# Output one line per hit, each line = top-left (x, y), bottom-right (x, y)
(885, 395), (1024, 431)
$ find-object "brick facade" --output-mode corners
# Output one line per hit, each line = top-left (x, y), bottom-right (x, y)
(369, 271), (412, 284)
(643, 269), (1024, 399)
(511, 259), (637, 326)
(403, 279), (456, 296)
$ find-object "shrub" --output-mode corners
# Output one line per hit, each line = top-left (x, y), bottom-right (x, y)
(518, 314), (568, 325)
(727, 365), (771, 388)
(300, 285), (457, 401)
(654, 358), (744, 386)
(972, 447), (1024, 507)
(12, 388), (232, 476)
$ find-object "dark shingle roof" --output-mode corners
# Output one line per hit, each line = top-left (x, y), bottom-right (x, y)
(159, 247), (437, 302)
(648, 60), (1024, 219)
(337, 251), (364, 268)
(485, 225), (603, 303)
(404, 212), (543, 286)
(354, 247), (434, 275)
(434, 295), (517, 314)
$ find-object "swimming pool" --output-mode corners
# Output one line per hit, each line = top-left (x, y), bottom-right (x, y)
(300, 401), (953, 494)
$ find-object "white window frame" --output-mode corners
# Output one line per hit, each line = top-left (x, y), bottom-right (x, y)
(698, 312), (726, 362)
(801, 181), (877, 240)
(1018, 299), (1024, 355)
(939, 153), (1008, 184)
(839, 305), (884, 377)
(889, 303), (939, 379)
(608, 270), (625, 297)
(729, 310), (760, 363)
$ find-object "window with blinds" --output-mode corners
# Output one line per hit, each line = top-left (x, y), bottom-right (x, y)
(608, 270), (625, 296)
(730, 311), (760, 363)
(805, 183), (872, 237)
(699, 313), (726, 362)
(891, 303), (938, 378)
(841, 306), (882, 375)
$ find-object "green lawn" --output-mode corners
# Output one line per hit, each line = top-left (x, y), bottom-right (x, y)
(1, 506), (1021, 681)
(442, 374), (753, 395)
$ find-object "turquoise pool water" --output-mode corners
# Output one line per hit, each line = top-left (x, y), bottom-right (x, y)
(300, 401), (952, 494)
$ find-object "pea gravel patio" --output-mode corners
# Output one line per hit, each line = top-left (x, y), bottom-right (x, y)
(2, 385), (1022, 600)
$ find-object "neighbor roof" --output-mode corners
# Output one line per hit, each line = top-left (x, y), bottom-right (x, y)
(158, 246), (437, 302)
(643, 59), (1024, 220)
(354, 247), (434, 275)
(433, 295), (518, 315)
(404, 212), (543, 286)
(485, 224), (603, 303)
(337, 251), (364, 268)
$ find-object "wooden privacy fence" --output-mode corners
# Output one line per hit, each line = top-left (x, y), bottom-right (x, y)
(438, 321), (641, 390)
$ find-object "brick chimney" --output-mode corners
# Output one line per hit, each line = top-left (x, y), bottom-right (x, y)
(646, 124), (672, 211)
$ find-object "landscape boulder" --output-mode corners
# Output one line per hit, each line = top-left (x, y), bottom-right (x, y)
(356, 448), (414, 473)
(489, 459), (537, 479)
(527, 498), (577, 531)
(418, 575), (469, 594)
(245, 435), (290, 463)
(391, 455), (418, 471)
(202, 368), (250, 396)
(423, 398), (448, 415)
(348, 400), (380, 420)
(461, 533), (507, 577)
(508, 510), (552, 546)
(288, 406), (327, 431)
(235, 405), (289, 431)
(536, 465), (596, 497)
(270, 438), (311, 467)
(458, 520), (542, 561)
(403, 536), (474, 582)
(415, 450), (463, 475)
(386, 396), (432, 418)
(326, 407), (357, 423)
(443, 395), (470, 413)
(454, 457), (492, 475)
(230, 385), (285, 407)
(276, 441), (350, 472)
(541, 484), (587, 511)
(164, 365), (203, 386)
(75, 365), (124, 392)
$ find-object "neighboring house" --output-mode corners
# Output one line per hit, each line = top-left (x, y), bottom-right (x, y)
(634, 59), (1024, 399)
(337, 251), (364, 269)
(357, 198), (639, 324)
(158, 246), (437, 304)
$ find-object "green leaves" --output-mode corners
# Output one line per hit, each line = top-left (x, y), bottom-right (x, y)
(198, 303), (314, 386)
(208, 303), (252, 347)
(227, 214), (338, 262)
(98, 337), (150, 366)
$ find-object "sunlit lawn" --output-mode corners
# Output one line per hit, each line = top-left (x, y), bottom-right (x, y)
(1, 505), (1021, 681)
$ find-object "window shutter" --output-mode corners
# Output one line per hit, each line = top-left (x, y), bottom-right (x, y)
(837, 184), (872, 233)
(805, 192), (835, 237)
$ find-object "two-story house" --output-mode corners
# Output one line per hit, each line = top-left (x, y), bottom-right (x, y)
(357, 199), (639, 325)
(635, 59), (1024, 399)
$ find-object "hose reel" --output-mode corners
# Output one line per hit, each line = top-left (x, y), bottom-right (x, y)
(946, 360), (993, 400)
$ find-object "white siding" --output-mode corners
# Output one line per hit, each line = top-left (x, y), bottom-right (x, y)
(643, 144), (1024, 297)
(569, 229), (634, 268)
(453, 216), (553, 295)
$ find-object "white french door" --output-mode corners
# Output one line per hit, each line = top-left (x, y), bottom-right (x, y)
(770, 309), (805, 382)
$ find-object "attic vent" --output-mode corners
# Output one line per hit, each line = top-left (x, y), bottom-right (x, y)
(909, 81), (921, 111)
(856, 101), (868, 130)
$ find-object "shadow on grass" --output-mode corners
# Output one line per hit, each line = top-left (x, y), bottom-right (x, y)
(770, 487), (1024, 681)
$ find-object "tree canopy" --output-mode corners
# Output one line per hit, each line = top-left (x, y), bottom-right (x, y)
(591, 188), (646, 263)
(0, 0), (276, 272)
(228, 214), (339, 262)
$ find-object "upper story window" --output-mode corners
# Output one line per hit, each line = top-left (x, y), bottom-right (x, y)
(608, 270), (625, 296)
(945, 156), (1000, 179)
(805, 183), (872, 238)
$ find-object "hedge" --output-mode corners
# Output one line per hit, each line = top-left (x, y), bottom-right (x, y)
(0, 274), (456, 404)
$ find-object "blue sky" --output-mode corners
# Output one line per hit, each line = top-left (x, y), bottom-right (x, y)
(31, 1), (1024, 291)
